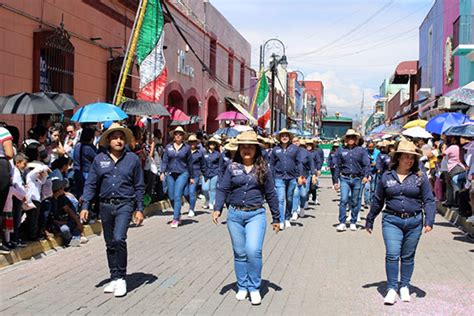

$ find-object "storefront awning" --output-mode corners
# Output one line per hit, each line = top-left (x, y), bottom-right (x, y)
(395, 61), (418, 76)
(225, 97), (257, 124)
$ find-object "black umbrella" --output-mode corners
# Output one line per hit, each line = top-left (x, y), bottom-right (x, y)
(0, 92), (63, 114)
(40, 92), (78, 111)
(120, 100), (170, 116)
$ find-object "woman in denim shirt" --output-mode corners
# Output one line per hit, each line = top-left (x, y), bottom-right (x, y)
(365, 139), (435, 305)
(212, 131), (279, 305)
(202, 137), (221, 210)
(160, 127), (194, 228)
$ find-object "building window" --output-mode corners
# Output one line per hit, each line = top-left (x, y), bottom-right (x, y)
(240, 61), (245, 92)
(106, 56), (134, 103)
(453, 16), (460, 49)
(227, 50), (234, 86)
(209, 38), (217, 77)
(33, 27), (74, 94)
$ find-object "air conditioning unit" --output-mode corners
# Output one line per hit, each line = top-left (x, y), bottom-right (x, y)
(417, 88), (433, 99)
(437, 96), (451, 110)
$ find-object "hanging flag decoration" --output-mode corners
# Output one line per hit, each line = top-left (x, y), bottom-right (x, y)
(255, 71), (270, 129)
(136, 0), (168, 102)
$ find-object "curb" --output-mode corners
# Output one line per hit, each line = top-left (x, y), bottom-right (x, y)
(436, 202), (474, 235)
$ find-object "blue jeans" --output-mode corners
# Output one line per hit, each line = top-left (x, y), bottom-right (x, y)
(100, 201), (134, 280)
(226, 206), (267, 292)
(166, 172), (190, 220)
(58, 219), (81, 245)
(363, 174), (377, 206)
(275, 178), (297, 222)
(292, 176), (311, 212)
(339, 176), (363, 224)
(202, 175), (218, 207)
(382, 212), (423, 290)
(184, 176), (200, 210)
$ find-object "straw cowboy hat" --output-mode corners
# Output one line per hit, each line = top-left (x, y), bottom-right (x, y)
(305, 138), (314, 145)
(169, 126), (187, 139)
(187, 134), (198, 142)
(236, 131), (260, 145)
(276, 128), (294, 140)
(208, 136), (221, 146)
(343, 129), (361, 139)
(299, 139), (306, 146)
(224, 138), (238, 151)
(99, 123), (133, 147)
(391, 138), (422, 157)
(332, 141), (341, 147)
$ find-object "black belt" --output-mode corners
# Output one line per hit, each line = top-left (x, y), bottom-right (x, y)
(100, 198), (132, 205)
(384, 209), (422, 219)
(232, 205), (263, 212)
(341, 173), (362, 178)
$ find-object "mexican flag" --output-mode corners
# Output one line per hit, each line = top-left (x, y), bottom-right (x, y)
(136, 0), (168, 102)
(256, 72), (270, 129)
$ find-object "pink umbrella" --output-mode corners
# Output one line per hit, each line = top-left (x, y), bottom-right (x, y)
(153, 105), (190, 121)
(215, 111), (247, 121)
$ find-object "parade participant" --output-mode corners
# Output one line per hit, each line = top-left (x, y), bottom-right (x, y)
(202, 137), (221, 210)
(160, 126), (194, 228)
(312, 138), (325, 205)
(80, 123), (144, 297)
(291, 139), (316, 219)
(376, 141), (391, 174)
(212, 131), (280, 305)
(184, 134), (205, 217)
(307, 138), (322, 204)
(219, 139), (238, 180)
(363, 141), (380, 209)
(270, 128), (304, 229)
(333, 129), (370, 232)
(328, 141), (340, 188)
(365, 139), (435, 305)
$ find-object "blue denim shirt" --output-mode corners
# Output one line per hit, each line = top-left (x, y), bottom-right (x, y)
(333, 145), (371, 183)
(215, 162), (280, 223)
(73, 143), (97, 173)
(366, 170), (436, 229)
(311, 149), (323, 171)
(218, 152), (232, 179)
(161, 143), (194, 177)
(376, 152), (391, 174)
(82, 151), (145, 212)
(328, 150), (337, 168)
(300, 147), (315, 177)
(270, 144), (304, 180)
(204, 150), (220, 179)
(191, 149), (206, 177)
(367, 148), (380, 173)
(315, 147), (324, 168)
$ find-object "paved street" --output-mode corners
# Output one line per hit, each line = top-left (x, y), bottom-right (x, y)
(0, 178), (473, 315)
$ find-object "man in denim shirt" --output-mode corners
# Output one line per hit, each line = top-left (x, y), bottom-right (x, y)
(81, 123), (144, 298)
(333, 129), (370, 232)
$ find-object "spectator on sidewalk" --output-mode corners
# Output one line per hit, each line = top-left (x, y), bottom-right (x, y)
(80, 123), (144, 298)
(72, 127), (97, 198)
(10, 153), (29, 249)
(212, 131), (280, 305)
(365, 138), (435, 305)
(443, 136), (466, 208)
(0, 126), (14, 253)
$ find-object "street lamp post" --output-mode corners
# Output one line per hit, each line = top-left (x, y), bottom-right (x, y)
(291, 70), (305, 130)
(260, 39), (287, 134)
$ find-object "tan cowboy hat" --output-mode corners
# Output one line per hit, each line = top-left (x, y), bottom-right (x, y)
(99, 123), (133, 147)
(236, 131), (260, 145)
(224, 138), (238, 151)
(391, 138), (422, 157)
(333, 141), (340, 147)
(343, 129), (361, 138)
(208, 136), (221, 145)
(305, 138), (314, 145)
(299, 139), (306, 146)
(277, 128), (294, 140)
(187, 134), (198, 142)
(169, 126), (188, 139)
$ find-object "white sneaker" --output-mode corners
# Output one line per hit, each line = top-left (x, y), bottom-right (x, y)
(350, 224), (357, 231)
(285, 220), (292, 228)
(400, 287), (411, 302)
(291, 212), (298, 221)
(202, 204), (209, 209)
(304, 201), (309, 209)
(250, 291), (262, 305)
(384, 289), (397, 305)
(209, 203), (214, 210)
(80, 236), (89, 244)
(69, 237), (80, 247)
(114, 278), (127, 297)
(188, 210), (195, 217)
(104, 280), (117, 293)
(279, 222), (285, 230)
(336, 223), (346, 232)
(316, 198), (320, 205)
(235, 290), (248, 301)
(299, 207), (305, 218)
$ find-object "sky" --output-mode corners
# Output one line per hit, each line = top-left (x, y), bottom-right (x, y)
(210, 0), (435, 120)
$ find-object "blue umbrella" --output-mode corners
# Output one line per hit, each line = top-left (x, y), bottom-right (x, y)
(444, 122), (474, 137)
(214, 127), (240, 137)
(71, 102), (128, 123)
(425, 112), (468, 134)
(369, 124), (386, 135)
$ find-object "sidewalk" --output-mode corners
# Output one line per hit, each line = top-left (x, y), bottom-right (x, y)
(0, 178), (473, 315)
